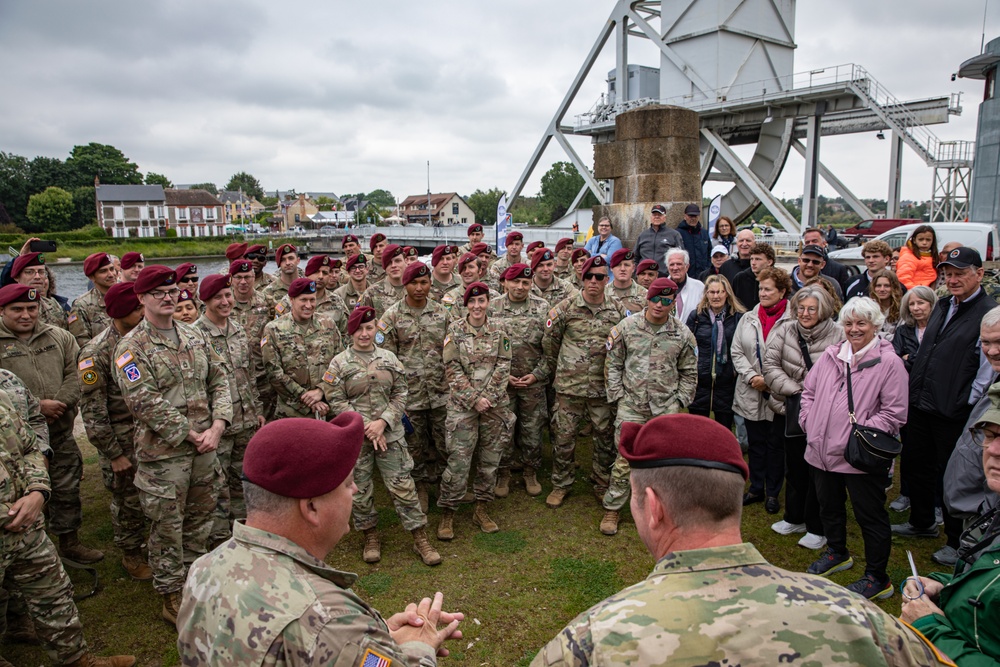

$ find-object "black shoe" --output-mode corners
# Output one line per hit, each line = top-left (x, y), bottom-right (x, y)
(891, 522), (939, 539)
(846, 573), (893, 600)
(742, 492), (764, 506)
(764, 497), (780, 514)
(806, 547), (854, 577)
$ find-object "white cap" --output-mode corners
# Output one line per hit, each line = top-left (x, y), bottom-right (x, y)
(711, 244), (729, 256)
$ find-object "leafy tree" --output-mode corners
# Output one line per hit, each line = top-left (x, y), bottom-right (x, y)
(26, 187), (74, 232)
(145, 172), (173, 188)
(260, 195), (279, 207)
(70, 186), (97, 229)
(0, 152), (31, 227)
(315, 196), (336, 207)
(540, 162), (598, 223)
(366, 188), (396, 208)
(225, 172), (264, 201)
(28, 156), (72, 192)
(467, 188), (506, 226)
(66, 143), (142, 186)
(190, 182), (219, 195)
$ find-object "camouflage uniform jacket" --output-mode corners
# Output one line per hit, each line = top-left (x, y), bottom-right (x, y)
(486, 253), (524, 289)
(491, 294), (548, 379)
(274, 290), (349, 336)
(377, 299), (450, 410)
(79, 324), (134, 461)
(532, 543), (952, 667)
(254, 270), (275, 291)
(0, 321), (80, 437)
(68, 287), (111, 346)
(0, 369), (49, 457)
(334, 281), (368, 312)
(365, 254), (386, 282)
(321, 347), (408, 445)
(553, 262), (574, 282)
(604, 311), (698, 418)
(260, 278), (294, 319)
(0, 401), (49, 532)
(604, 281), (646, 315)
(194, 316), (262, 434)
(428, 273), (462, 308)
(531, 277), (578, 309)
(539, 294), (626, 398)
(178, 521), (439, 667)
(445, 286), (501, 322)
(261, 316), (344, 418)
(361, 278), (405, 318)
(40, 295), (69, 330)
(114, 320), (233, 462)
(443, 317), (512, 412)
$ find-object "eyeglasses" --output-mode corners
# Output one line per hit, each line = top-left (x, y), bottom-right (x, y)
(799, 257), (823, 266)
(20, 268), (46, 278)
(350, 264), (367, 272)
(650, 296), (674, 306)
(245, 252), (266, 261)
(178, 276), (198, 283)
(147, 288), (180, 301)
(232, 274), (254, 282)
(968, 426), (1000, 448)
(582, 272), (607, 282)
(796, 306), (818, 314)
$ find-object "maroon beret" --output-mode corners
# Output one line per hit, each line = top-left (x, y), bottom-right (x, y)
(83, 252), (112, 277)
(530, 247), (554, 271)
(369, 233), (387, 251)
(275, 244), (297, 263)
(288, 278), (317, 299)
(381, 244), (403, 270)
(229, 259), (253, 276)
(506, 231), (523, 243)
(431, 244), (458, 267)
(342, 234), (359, 248)
(246, 244), (267, 255)
(11, 252), (44, 279)
(581, 255), (608, 275)
(647, 277), (679, 300)
(244, 413), (365, 498)
(133, 265), (177, 294)
(571, 248), (591, 263)
(104, 282), (140, 319)
(174, 263), (198, 283)
(555, 238), (574, 254)
(0, 284), (40, 307)
(345, 254), (367, 271)
(526, 241), (544, 255)
(610, 248), (636, 268)
(224, 243), (248, 261)
(402, 262), (431, 285)
(619, 414), (748, 480)
(637, 259), (659, 274)
(176, 289), (195, 304)
(402, 246), (418, 258)
(305, 254), (331, 276)
(471, 242), (489, 256)
(468, 223), (483, 235)
(463, 281), (491, 306)
(199, 274), (232, 301)
(503, 263), (532, 282)
(329, 258), (343, 269)
(120, 251), (144, 270)
(347, 306), (377, 335)
(458, 252), (479, 272)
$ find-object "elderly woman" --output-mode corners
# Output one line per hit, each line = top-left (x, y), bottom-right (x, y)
(868, 269), (904, 340)
(799, 297), (908, 600)
(732, 267), (793, 512)
(764, 286), (844, 546)
(686, 275), (745, 429)
(893, 286), (938, 370)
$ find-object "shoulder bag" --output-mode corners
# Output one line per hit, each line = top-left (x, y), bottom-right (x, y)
(844, 363), (902, 474)
(783, 332), (812, 438)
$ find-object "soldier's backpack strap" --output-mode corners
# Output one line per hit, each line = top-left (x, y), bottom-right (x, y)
(61, 556), (100, 600)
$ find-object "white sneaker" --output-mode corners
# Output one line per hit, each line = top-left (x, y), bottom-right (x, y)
(935, 507), (944, 526)
(798, 532), (828, 550)
(771, 520), (807, 535)
(889, 495), (910, 512)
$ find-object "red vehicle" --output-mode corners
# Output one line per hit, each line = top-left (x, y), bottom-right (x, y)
(842, 218), (913, 241)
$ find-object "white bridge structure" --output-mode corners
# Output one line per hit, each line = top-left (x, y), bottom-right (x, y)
(508, 0), (973, 233)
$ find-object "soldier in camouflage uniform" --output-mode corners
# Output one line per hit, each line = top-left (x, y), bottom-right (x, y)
(115, 265), (232, 626)
(457, 222), (486, 256)
(553, 237), (575, 281)
(324, 257), (344, 294)
(194, 275), (264, 546)
(228, 260), (273, 418)
(341, 233), (363, 271)
(243, 244), (274, 291)
(605, 248), (646, 314)
(321, 306), (441, 566)
(601, 278), (698, 535)
(532, 415), (950, 667)
(366, 232), (388, 282)
(530, 247), (578, 308)
(487, 230), (525, 289)
(274, 254), (349, 334)
(437, 282), (513, 540)
(492, 264), (549, 498)
(177, 415), (463, 666)
(569, 248), (591, 289)
(334, 253), (370, 311)
(378, 263), (451, 511)
(259, 243), (300, 317)
(262, 278), (344, 419)
(429, 244), (463, 307)
(361, 244), (407, 317)
(539, 256), (626, 509)
(448, 254), (501, 321)
(119, 251), (145, 283)
(78, 283), (152, 581)
(11, 253), (67, 330)
(635, 258), (660, 289)
(68, 252), (117, 347)
(402, 245), (421, 266)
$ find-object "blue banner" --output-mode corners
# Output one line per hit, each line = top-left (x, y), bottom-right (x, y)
(496, 192), (510, 256)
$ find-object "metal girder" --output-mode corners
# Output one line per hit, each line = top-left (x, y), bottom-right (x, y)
(790, 139), (875, 220)
(887, 132), (904, 218)
(553, 132), (605, 201)
(626, 7), (714, 96)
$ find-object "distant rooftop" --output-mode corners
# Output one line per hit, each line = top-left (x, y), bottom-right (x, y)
(96, 184), (165, 202)
(164, 189), (223, 206)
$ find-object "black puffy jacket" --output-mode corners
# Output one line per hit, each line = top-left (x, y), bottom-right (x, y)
(685, 308), (742, 415)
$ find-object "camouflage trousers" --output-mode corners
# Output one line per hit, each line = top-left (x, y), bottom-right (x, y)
(353, 438), (426, 532)
(46, 429), (83, 535)
(210, 429), (253, 543)
(603, 408), (652, 511)
(550, 394), (616, 491)
(97, 444), (147, 552)
(0, 522), (87, 664)
(502, 384), (547, 472)
(438, 407), (515, 510)
(403, 405), (448, 485)
(134, 451), (223, 595)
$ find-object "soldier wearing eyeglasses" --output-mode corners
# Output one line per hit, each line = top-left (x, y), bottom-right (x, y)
(10, 252), (68, 330)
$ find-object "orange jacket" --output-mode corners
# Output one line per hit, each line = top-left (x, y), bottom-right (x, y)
(895, 245), (937, 288)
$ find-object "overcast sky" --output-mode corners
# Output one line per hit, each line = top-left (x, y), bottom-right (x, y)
(1, 0), (997, 207)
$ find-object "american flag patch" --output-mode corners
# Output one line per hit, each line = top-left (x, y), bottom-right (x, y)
(322, 370), (335, 384)
(360, 647), (391, 667)
(260, 337), (268, 347)
(67, 314), (78, 324)
(78, 357), (95, 370)
(115, 350), (134, 368)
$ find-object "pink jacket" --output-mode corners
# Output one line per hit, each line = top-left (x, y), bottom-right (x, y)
(798, 338), (908, 474)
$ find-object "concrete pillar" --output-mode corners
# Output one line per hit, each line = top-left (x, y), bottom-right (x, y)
(801, 113), (822, 229)
(887, 132), (904, 218)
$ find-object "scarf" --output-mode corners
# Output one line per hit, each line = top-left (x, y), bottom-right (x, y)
(759, 299), (787, 341)
(710, 309), (729, 367)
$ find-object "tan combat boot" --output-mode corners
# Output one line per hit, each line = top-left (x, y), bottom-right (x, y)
(58, 531), (105, 564)
(600, 510), (620, 536)
(65, 653), (137, 667)
(411, 527), (442, 566)
(437, 509), (455, 541)
(523, 468), (542, 497)
(416, 482), (430, 513)
(162, 590), (183, 628)
(459, 490), (476, 503)
(472, 501), (499, 533)
(121, 549), (153, 581)
(546, 487), (570, 509)
(494, 469), (511, 498)
(362, 528), (381, 563)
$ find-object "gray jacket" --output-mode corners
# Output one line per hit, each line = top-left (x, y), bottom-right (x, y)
(945, 387), (1000, 520)
(635, 224), (683, 276)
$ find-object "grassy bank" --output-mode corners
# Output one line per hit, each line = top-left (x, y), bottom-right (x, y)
(2, 433), (941, 666)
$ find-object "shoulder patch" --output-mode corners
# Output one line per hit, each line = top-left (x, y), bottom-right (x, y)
(358, 647), (393, 667)
(547, 307), (559, 320)
(115, 350), (134, 368)
(260, 336), (268, 348)
(67, 313), (78, 324)
(78, 357), (95, 370)
(609, 326), (621, 341)
(122, 362), (141, 383)
(322, 370), (336, 384)
(374, 331), (385, 345)
(376, 319), (389, 333)
(503, 336), (510, 351)
(82, 369), (98, 385)
(443, 334), (451, 347)
(275, 302), (286, 314)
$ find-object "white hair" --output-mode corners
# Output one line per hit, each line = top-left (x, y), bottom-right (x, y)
(736, 229), (756, 241)
(982, 305), (1000, 330)
(839, 296), (885, 328)
(665, 247), (690, 266)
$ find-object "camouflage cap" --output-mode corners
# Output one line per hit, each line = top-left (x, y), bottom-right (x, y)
(199, 274), (232, 301)
(530, 248), (554, 270)
(610, 248), (636, 268)
(83, 252), (112, 277)
(0, 284), (40, 307)
(133, 265), (176, 294)
(305, 254), (330, 276)
(503, 263), (532, 282)
(11, 252), (44, 279)
(347, 306), (377, 335)
(104, 282), (140, 318)
(463, 281), (491, 306)
(288, 278), (317, 299)
(620, 414), (748, 480)
(381, 244), (404, 269)
(402, 262), (431, 285)
(369, 233), (387, 250)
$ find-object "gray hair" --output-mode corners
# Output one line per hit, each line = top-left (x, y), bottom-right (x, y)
(900, 286), (938, 327)
(665, 247), (690, 267)
(736, 229), (756, 242)
(839, 296), (886, 328)
(631, 466), (743, 529)
(243, 480), (296, 516)
(790, 286), (836, 322)
(982, 305), (1000, 330)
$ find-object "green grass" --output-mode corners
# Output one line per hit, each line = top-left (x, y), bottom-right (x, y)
(1, 432), (941, 666)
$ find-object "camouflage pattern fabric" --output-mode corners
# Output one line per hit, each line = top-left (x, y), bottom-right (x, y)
(39, 295), (69, 330)
(68, 287), (111, 347)
(364, 253), (386, 282)
(550, 394), (616, 491)
(253, 270), (275, 291)
(0, 368), (50, 456)
(553, 263), (574, 281)
(259, 278), (292, 320)
(486, 253), (523, 290)
(273, 289), (349, 335)
(231, 291), (274, 418)
(177, 521), (439, 666)
(334, 280), (367, 312)
(428, 273), (462, 307)
(604, 281), (646, 315)
(531, 277), (578, 309)
(261, 315), (343, 418)
(532, 543), (955, 667)
(361, 278), (406, 319)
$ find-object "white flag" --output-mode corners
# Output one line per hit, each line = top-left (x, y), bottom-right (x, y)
(496, 193), (511, 256)
(708, 194), (722, 236)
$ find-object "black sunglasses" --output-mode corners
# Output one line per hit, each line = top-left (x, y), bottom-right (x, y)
(582, 271), (608, 282)
(245, 252), (266, 261)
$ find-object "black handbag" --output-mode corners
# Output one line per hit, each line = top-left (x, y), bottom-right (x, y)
(783, 333), (812, 438)
(844, 363), (902, 474)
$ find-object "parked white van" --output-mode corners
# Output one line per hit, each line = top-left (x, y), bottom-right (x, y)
(828, 222), (997, 270)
